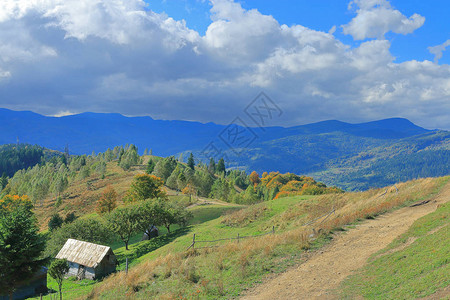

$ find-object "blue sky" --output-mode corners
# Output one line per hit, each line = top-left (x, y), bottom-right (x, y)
(146, 0), (450, 64)
(0, 0), (449, 129)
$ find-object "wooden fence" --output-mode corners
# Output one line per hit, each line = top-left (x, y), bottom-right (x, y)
(186, 207), (337, 251)
(187, 226), (275, 250)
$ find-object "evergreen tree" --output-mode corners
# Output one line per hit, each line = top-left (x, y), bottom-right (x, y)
(208, 158), (216, 174)
(146, 158), (155, 174)
(0, 195), (47, 298)
(217, 158), (226, 174)
(0, 173), (7, 190)
(48, 213), (64, 231)
(187, 153), (195, 170)
(64, 212), (77, 224)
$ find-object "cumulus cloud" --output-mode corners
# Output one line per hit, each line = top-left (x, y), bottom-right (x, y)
(342, 0), (425, 40)
(428, 39), (450, 63)
(0, 0), (449, 130)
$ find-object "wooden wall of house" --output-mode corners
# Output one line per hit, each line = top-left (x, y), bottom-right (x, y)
(95, 257), (117, 278)
(67, 262), (95, 280)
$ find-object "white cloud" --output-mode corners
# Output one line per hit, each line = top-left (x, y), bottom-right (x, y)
(51, 110), (76, 117)
(0, 0), (449, 130)
(428, 39), (450, 63)
(342, 0), (425, 40)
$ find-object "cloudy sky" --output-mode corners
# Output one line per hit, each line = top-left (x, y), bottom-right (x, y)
(0, 0), (449, 129)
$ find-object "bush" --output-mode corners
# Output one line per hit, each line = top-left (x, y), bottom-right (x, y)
(45, 216), (114, 257)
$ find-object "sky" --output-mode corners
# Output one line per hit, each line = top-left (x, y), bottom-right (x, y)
(0, 0), (449, 129)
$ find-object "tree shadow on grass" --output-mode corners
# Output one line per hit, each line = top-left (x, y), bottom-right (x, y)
(116, 226), (191, 268)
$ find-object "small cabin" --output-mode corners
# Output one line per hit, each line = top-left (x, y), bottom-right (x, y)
(56, 239), (117, 280)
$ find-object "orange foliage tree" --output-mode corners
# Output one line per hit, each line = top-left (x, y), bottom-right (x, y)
(96, 185), (118, 214)
(249, 171), (261, 186)
(182, 183), (197, 201)
(125, 174), (167, 202)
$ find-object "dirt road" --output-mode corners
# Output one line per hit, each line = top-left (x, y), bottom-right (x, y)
(242, 182), (450, 300)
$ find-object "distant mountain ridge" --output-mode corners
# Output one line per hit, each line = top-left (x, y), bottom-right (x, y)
(1, 108), (448, 190)
(0, 108), (429, 154)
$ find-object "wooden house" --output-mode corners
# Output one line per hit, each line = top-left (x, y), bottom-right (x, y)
(56, 239), (117, 280)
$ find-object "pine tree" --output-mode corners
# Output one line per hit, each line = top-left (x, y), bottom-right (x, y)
(217, 158), (226, 174)
(208, 158), (216, 174)
(48, 213), (64, 231)
(187, 153), (195, 170)
(0, 195), (47, 298)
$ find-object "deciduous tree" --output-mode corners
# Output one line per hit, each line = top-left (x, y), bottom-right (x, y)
(106, 206), (140, 250)
(96, 185), (118, 214)
(125, 174), (166, 202)
(48, 259), (69, 300)
(249, 171), (261, 186)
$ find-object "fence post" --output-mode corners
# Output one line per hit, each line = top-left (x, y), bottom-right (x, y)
(237, 233), (240, 243)
(126, 258), (128, 274)
(192, 234), (196, 249)
(272, 226), (275, 234)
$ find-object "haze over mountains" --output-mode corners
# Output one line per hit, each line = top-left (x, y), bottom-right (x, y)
(1, 108), (449, 190)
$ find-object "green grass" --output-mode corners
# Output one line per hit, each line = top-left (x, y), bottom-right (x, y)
(31, 276), (97, 299)
(32, 202), (242, 299)
(91, 195), (317, 299)
(340, 201), (450, 299)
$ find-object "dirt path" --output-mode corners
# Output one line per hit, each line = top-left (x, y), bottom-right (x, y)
(242, 182), (450, 300)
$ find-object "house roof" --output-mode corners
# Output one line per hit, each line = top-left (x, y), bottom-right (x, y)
(55, 239), (113, 268)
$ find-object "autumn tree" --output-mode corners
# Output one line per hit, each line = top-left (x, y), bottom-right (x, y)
(0, 195), (47, 298)
(182, 183), (197, 202)
(96, 185), (118, 214)
(125, 174), (166, 202)
(249, 171), (261, 186)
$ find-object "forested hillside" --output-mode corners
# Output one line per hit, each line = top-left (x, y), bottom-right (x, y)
(0, 144), (45, 177)
(0, 145), (340, 228)
(1, 108), (449, 190)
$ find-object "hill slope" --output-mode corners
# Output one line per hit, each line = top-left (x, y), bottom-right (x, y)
(80, 176), (448, 299)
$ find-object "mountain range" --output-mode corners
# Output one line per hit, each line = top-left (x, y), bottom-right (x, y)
(1, 108), (448, 190)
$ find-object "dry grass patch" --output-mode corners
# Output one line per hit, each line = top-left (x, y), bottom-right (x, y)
(222, 204), (269, 227)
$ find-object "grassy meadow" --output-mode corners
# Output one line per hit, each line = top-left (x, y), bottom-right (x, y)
(82, 176), (448, 299)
